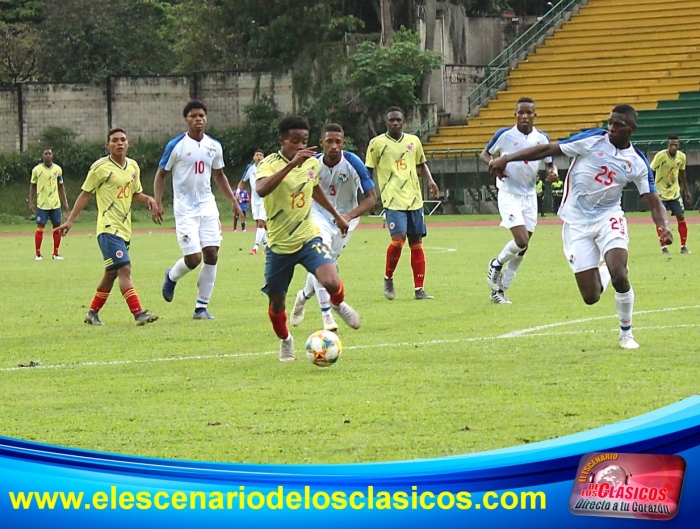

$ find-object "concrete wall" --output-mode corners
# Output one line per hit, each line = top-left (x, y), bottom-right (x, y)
(0, 71), (294, 153)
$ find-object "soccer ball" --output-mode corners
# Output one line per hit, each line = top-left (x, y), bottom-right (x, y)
(305, 330), (342, 367)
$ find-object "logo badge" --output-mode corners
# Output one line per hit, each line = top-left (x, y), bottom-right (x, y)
(406, 143), (414, 152)
(569, 452), (686, 521)
(115, 250), (124, 259)
(308, 169), (315, 179)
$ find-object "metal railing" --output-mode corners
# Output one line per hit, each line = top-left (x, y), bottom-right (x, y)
(413, 114), (436, 139)
(465, 0), (585, 117)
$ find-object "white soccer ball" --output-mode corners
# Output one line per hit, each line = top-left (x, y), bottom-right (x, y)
(305, 330), (342, 367)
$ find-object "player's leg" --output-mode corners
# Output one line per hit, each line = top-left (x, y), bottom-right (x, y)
(313, 218), (342, 329)
(303, 238), (360, 329)
(162, 216), (201, 302)
(563, 221), (607, 305)
(193, 216), (223, 319)
(657, 200), (674, 254)
(383, 209), (407, 300)
(34, 209), (48, 259)
(250, 204), (268, 254)
(115, 262), (158, 325)
(85, 233), (119, 325)
(262, 250), (297, 361)
(233, 214), (239, 231)
(49, 208), (63, 259)
(406, 209), (432, 300)
(498, 196), (537, 301)
(488, 192), (530, 291)
(672, 199), (690, 253)
(241, 209), (246, 232)
(598, 215), (637, 349)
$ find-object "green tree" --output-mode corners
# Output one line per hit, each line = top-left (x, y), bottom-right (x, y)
(0, 21), (38, 84)
(36, 0), (176, 82)
(0, 0), (44, 24)
(348, 27), (441, 135)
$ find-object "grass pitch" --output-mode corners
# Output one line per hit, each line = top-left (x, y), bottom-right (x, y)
(0, 214), (698, 464)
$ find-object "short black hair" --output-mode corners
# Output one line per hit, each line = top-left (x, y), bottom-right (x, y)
(321, 123), (344, 136)
(668, 134), (679, 141)
(107, 127), (127, 142)
(516, 96), (534, 105)
(611, 104), (637, 123)
(277, 116), (310, 136)
(253, 148), (264, 155)
(385, 106), (404, 117)
(183, 100), (207, 118)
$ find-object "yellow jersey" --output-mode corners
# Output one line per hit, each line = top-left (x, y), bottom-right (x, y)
(81, 156), (142, 241)
(256, 151), (321, 254)
(31, 163), (63, 210)
(365, 132), (426, 211)
(650, 149), (686, 201)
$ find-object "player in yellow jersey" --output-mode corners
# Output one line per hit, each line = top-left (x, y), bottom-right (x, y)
(55, 128), (159, 326)
(366, 106), (440, 301)
(256, 116), (360, 361)
(29, 149), (69, 260)
(650, 135), (692, 254)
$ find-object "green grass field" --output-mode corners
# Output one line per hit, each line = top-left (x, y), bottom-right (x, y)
(0, 213), (698, 464)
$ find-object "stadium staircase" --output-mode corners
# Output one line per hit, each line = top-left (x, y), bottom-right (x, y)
(424, 0), (700, 156)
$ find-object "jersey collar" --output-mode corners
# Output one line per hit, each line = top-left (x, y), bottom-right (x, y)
(384, 132), (404, 143)
(108, 156), (127, 170)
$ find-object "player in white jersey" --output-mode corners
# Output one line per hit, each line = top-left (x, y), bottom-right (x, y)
(489, 104), (673, 350)
(153, 100), (243, 320)
(237, 149), (268, 254)
(290, 123), (376, 331)
(482, 97), (558, 304)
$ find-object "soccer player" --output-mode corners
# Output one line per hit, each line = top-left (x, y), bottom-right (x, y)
(29, 149), (69, 260)
(365, 106), (440, 301)
(237, 149), (268, 254)
(481, 97), (558, 304)
(153, 100), (243, 320)
(233, 187), (249, 231)
(257, 116), (361, 362)
(289, 123), (377, 331)
(489, 104), (673, 350)
(650, 135), (692, 254)
(54, 128), (159, 326)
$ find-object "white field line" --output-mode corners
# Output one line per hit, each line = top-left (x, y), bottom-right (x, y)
(1, 306), (697, 373)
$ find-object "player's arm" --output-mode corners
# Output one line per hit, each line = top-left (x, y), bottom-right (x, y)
(58, 181), (69, 211)
(313, 184), (349, 236)
(212, 168), (243, 217)
(132, 192), (160, 224)
(256, 147), (317, 197)
(344, 188), (377, 222)
(54, 191), (93, 236)
(417, 163), (439, 198)
(153, 167), (169, 221)
(490, 143), (563, 178)
(480, 146), (492, 165)
(644, 192), (673, 245)
(678, 168), (692, 203)
(29, 182), (37, 214)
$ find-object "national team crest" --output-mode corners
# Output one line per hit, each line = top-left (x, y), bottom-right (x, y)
(307, 169), (315, 179)
(131, 172), (136, 181)
(205, 147), (216, 158)
(406, 143), (414, 152)
(623, 161), (632, 173)
(115, 250), (124, 258)
(339, 173), (348, 182)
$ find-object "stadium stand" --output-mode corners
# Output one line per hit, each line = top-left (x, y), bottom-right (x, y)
(424, 0), (700, 156)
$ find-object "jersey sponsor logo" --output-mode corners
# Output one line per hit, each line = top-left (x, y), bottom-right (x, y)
(597, 151), (604, 157)
(186, 152), (191, 157)
(115, 250), (124, 259)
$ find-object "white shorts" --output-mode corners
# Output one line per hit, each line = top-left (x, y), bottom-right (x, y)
(251, 201), (267, 222)
(498, 190), (537, 232)
(175, 214), (223, 255)
(562, 215), (629, 273)
(312, 212), (360, 259)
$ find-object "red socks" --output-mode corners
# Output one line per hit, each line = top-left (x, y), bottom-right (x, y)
(678, 220), (688, 246)
(90, 289), (110, 312)
(122, 287), (143, 315)
(35, 227), (44, 256)
(268, 307), (289, 340)
(385, 238), (404, 278)
(410, 242), (426, 288)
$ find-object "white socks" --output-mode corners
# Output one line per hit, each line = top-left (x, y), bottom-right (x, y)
(196, 263), (217, 309)
(254, 227), (267, 248)
(615, 287), (634, 335)
(500, 255), (524, 291)
(169, 258), (193, 282)
(497, 240), (526, 265)
(599, 263), (611, 293)
(302, 273), (330, 310)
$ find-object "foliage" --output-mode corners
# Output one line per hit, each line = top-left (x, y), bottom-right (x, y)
(36, 0), (176, 82)
(0, 0), (44, 24)
(348, 27), (442, 125)
(0, 21), (38, 84)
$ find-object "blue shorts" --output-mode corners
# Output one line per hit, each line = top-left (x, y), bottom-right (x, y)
(385, 209), (427, 237)
(97, 233), (131, 270)
(261, 237), (335, 297)
(662, 198), (685, 216)
(35, 208), (61, 226)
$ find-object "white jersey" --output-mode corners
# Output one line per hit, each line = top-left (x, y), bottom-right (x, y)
(558, 129), (654, 224)
(158, 133), (225, 217)
(241, 163), (262, 206)
(311, 151), (375, 223)
(487, 125), (552, 196)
